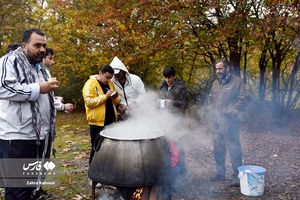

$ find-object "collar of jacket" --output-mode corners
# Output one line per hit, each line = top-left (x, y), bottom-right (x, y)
(219, 73), (231, 85)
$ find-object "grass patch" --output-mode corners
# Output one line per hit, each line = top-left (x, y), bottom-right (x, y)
(43, 112), (92, 199)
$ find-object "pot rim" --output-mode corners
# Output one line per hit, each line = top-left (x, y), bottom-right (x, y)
(100, 128), (164, 140)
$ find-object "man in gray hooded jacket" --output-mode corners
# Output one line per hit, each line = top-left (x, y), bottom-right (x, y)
(110, 56), (146, 120)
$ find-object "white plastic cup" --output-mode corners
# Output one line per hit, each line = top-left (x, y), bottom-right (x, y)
(160, 100), (165, 108)
(55, 96), (63, 102)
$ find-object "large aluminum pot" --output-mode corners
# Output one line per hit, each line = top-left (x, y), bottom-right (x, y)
(88, 128), (172, 187)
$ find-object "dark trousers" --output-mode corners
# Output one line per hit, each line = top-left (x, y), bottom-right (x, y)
(212, 118), (242, 176)
(0, 139), (47, 200)
(89, 125), (104, 165)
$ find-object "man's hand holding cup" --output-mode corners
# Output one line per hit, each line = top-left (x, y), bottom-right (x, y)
(40, 78), (59, 94)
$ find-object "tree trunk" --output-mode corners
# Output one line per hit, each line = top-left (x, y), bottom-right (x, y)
(258, 49), (268, 102)
(286, 51), (300, 112)
(271, 60), (282, 124)
(227, 37), (241, 77)
(243, 49), (247, 85)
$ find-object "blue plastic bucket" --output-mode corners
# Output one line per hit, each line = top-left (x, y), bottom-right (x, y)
(238, 166), (266, 196)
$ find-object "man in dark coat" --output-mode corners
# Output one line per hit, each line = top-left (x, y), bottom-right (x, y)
(157, 66), (189, 115)
(208, 58), (247, 187)
(157, 66), (189, 199)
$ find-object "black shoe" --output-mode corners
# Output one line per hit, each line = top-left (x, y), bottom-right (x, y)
(229, 182), (240, 187)
(229, 176), (240, 187)
(209, 174), (225, 181)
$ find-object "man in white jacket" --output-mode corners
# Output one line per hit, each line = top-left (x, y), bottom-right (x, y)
(0, 28), (58, 200)
(110, 56), (146, 120)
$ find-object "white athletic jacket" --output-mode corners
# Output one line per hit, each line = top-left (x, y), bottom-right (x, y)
(0, 50), (52, 140)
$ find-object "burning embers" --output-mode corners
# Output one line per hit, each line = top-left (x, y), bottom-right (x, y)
(132, 188), (143, 200)
(131, 186), (157, 200)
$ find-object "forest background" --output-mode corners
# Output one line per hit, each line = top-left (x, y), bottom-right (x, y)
(1, 0), (299, 126)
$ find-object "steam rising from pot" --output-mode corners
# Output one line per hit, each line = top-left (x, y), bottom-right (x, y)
(106, 91), (188, 141)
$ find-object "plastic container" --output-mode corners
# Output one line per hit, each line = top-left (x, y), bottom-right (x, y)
(238, 165), (266, 196)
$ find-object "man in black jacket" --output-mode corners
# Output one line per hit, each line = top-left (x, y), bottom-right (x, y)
(157, 66), (189, 115)
(157, 66), (188, 199)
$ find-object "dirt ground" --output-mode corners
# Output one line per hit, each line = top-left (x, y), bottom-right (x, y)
(56, 111), (300, 200)
(91, 117), (300, 200)
(168, 117), (300, 200)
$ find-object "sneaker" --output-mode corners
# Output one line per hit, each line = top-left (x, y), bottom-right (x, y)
(31, 188), (56, 200)
(88, 178), (102, 188)
(0, 188), (5, 198)
(209, 173), (225, 181)
(180, 166), (188, 179)
(46, 193), (56, 199)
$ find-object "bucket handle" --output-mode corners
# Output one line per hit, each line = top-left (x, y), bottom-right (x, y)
(238, 172), (245, 179)
(238, 169), (252, 179)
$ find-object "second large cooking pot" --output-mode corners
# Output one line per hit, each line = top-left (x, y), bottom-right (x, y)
(88, 128), (172, 187)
